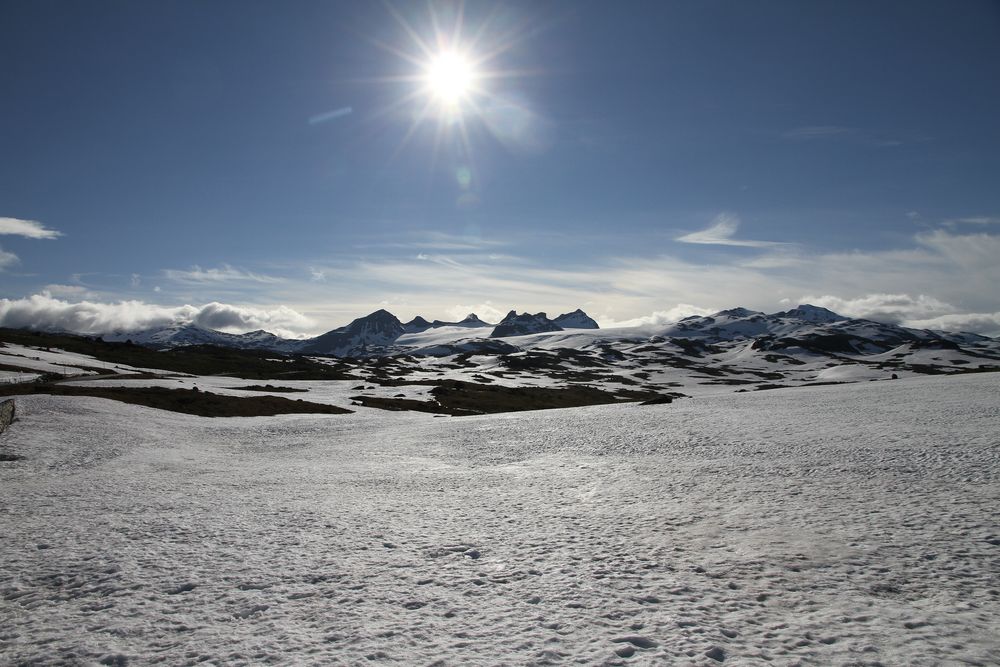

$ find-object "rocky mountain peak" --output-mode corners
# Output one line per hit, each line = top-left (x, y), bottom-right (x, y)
(553, 309), (600, 329)
(490, 311), (563, 338)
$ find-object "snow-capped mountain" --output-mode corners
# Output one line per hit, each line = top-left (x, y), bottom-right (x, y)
(299, 309), (404, 357)
(432, 313), (493, 329)
(776, 304), (846, 323)
(81, 304), (998, 386)
(659, 303), (976, 351)
(103, 324), (299, 352)
(403, 314), (493, 334)
(553, 309), (599, 329)
(401, 316), (433, 334)
(12, 302), (1000, 399)
(490, 311), (563, 338)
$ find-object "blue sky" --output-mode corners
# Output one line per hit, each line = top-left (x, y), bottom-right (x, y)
(2, 0), (1000, 336)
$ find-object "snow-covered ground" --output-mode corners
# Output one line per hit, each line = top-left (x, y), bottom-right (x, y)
(0, 343), (148, 376)
(0, 371), (42, 385)
(1, 373), (999, 665)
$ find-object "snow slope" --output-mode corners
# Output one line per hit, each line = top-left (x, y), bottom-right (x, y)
(1, 343), (116, 375)
(2, 373), (998, 665)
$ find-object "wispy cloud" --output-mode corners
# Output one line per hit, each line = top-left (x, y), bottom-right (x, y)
(356, 230), (511, 252)
(675, 213), (787, 248)
(0, 217), (63, 239)
(308, 106), (353, 125)
(163, 264), (284, 285)
(0, 246), (18, 270)
(42, 284), (92, 298)
(943, 216), (1000, 228)
(782, 126), (856, 140)
(905, 312), (1000, 338)
(781, 126), (911, 147)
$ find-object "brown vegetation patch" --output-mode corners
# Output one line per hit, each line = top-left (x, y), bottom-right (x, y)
(352, 380), (631, 416)
(0, 329), (355, 381)
(0, 383), (351, 417)
(233, 384), (309, 393)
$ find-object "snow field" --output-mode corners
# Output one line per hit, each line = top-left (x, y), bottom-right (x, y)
(1, 373), (998, 665)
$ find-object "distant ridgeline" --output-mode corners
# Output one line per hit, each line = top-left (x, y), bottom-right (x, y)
(4, 304), (999, 371)
(89, 308), (602, 358)
(2, 304), (999, 418)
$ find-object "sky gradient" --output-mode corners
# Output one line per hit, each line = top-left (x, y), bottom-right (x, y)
(3, 0), (1000, 336)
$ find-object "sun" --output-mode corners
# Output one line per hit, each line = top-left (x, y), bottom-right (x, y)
(425, 51), (476, 106)
(361, 3), (540, 163)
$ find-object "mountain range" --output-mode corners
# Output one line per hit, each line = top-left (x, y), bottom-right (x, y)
(104, 308), (601, 356)
(25, 303), (1000, 397)
(101, 304), (993, 355)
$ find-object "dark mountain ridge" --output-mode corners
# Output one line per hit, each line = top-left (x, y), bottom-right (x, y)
(16, 304), (997, 360)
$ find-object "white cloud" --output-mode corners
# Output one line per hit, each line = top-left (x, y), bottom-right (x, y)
(191, 302), (314, 336)
(905, 312), (1000, 338)
(798, 293), (956, 324)
(164, 264), (284, 285)
(444, 302), (506, 323)
(601, 304), (716, 329)
(915, 229), (1000, 268)
(943, 216), (1000, 227)
(0, 294), (316, 338)
(675, 213), (786, 248)
(0, 217), (62, 239)
(0, 246), (18, 269)
(42, 284), (91, 298)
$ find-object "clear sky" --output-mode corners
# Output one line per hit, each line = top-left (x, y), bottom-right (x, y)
(2, 0), (1000, 336)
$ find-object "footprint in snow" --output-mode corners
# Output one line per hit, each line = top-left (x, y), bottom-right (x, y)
(232, 604), (269, 619)
(166, 582), (196, 595)
(611, 636), (658, 649)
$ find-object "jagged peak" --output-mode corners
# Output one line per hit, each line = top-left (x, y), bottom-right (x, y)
(490, 311), (562, 338)
(554, 309), (600, 329)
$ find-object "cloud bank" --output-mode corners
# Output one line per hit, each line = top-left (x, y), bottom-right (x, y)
(0, 294), (315, 339)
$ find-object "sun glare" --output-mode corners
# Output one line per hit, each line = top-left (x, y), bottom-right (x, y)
(365, 3), (538, 164)
(425, 51), (476, 106)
